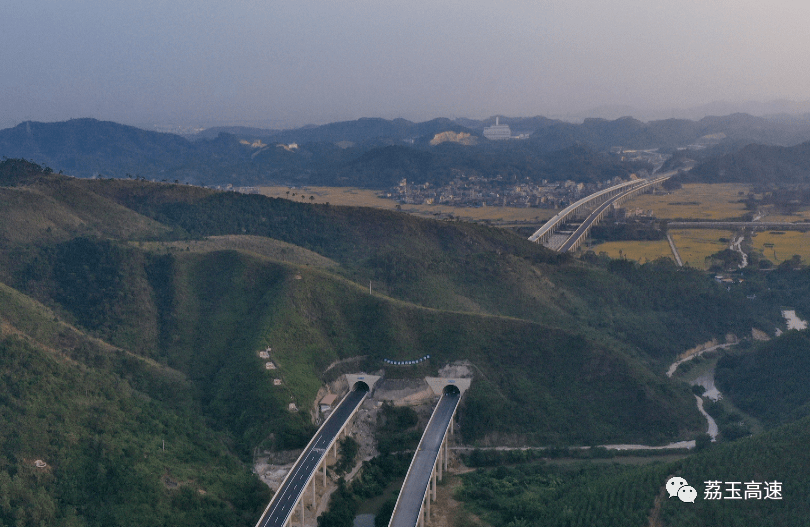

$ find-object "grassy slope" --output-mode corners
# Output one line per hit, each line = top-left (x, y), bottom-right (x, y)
(0, 179), (171, 246)
(2, 228), (704, 449)
(244, 265), (704, 445)
(137, 235), (340, 268)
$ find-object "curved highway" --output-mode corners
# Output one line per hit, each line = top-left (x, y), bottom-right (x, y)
(388, 391), (460, 527)
(255, 385), (368, 527)
(528, 179), (645, 244)
(558, 190), (626, 253)
(558, 175), (670, 253)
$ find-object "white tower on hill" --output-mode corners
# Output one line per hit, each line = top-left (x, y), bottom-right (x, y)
(483, 116), (511, 140)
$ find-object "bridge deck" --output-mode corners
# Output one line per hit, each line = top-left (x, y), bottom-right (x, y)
(528, 179), (644, 243)
(388, 392), (460, 527)
(255, 387), (368, 527)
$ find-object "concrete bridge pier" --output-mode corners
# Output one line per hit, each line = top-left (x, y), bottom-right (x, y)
(444, 434), (449, 472)
(424, 479), (431, 522)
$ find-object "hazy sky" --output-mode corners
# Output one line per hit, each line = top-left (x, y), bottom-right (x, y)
(2, 0), (809, 129)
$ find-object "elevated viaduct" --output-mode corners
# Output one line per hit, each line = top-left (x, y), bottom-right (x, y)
(254, 375), (379, 527)
(254, 375), (470, 527)
(388, 378), (470, 527)
(529, 174), (671, 252)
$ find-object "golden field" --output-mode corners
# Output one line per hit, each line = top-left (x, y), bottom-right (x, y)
(616, 184), (810, 267)
(668, 229), (734, 269)
(590, 239), (674, 264)
(627, 183), (751, 219)
(751, 231), (810, 264)
(591, 229), (734, 269)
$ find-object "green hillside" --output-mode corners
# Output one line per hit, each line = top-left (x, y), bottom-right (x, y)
(716, 330), (810, 427)
(80, 175), (775, 363)
(0, 283), (269, 527)
(457, 414), (810, 527)
(3, 235), (704, 450)
(689, 140), (810, 184)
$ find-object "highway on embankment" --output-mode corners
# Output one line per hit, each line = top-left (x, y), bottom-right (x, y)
(255, 386), (368, 527)
(388, 390), (460, 527)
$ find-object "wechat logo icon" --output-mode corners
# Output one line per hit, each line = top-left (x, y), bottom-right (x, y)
(667, 476), (697, 503)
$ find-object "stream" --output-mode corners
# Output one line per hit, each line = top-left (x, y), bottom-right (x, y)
(730, 235), (748, 269)
(669, 310), (809, 443)
(667, 343), (729, 442)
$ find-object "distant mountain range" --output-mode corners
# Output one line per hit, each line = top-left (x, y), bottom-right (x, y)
(4, 113), (810, 187)
(571, 99), (810, 122)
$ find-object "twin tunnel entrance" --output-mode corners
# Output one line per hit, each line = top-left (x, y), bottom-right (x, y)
(352, 381), (459, 397)
(255, 375), (467, 527)
(352, 377), (462, 396)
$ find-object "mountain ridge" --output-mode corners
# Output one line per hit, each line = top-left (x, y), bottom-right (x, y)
(5, 114), (810, 187)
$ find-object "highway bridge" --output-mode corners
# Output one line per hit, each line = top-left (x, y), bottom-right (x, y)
(388, 383), (463, 527)
(254, 377), (374, 527)
(529, 174), (671, 253)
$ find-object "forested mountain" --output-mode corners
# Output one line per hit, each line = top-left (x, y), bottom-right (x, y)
(2, 158), (808, 525)
(716, 330), (810, 426)
(0, 118), (643, 187)
(457, 414), (810, 527)
(312, 142), (648, 188)
(689, 140), (810, 184)
(0, 118), (199, 178)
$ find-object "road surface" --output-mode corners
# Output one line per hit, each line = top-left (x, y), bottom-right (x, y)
(388, 391), (460, 527)
(558, 176), (668, 253)
(558, 191), (624, 252)
(255, 386), (368, 527)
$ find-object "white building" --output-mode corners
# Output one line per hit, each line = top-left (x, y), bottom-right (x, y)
(483, 117), (512, 140)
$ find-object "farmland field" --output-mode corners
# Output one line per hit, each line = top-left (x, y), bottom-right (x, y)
(258, 184), (810, 268)
(591, 229), (734, 269)
(758, 206), (810, 223)
(669, 229), (733, 269)
(590, 239), (674, 264)
(751, 231), (810, 265)
(628, 183), (750, 219)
